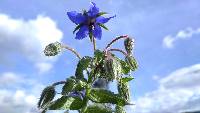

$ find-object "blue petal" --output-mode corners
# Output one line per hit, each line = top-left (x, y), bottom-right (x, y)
(67, 11), (86, 24)
(88, 2), (99, 17)
(92, 24), (102, 40)
(75, 25), (89, 40)
(96, 15), (116, 24)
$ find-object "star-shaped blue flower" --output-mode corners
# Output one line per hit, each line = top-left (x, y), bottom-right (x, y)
(67, 2), (116, 40)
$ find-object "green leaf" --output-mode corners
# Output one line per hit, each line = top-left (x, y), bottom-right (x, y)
(117, 81), (130, 102)
(115, 105), (126, 113)
(38, 86), (56, 108)
(49, 96), (84, 110)
(74, 80), (87, 91)
(94, 49), (105, 63)
(97, 12), (108, 17)
(98, 23), (109, 30)
(88, 88), (126, 105)
(125, 55), (138, 71)
(73, 24), (82, 34)
(75, 56), (93, 79)
(121, 76), (134, 83)
(85, 104), (113, 113)
(62, 78), (76, 95)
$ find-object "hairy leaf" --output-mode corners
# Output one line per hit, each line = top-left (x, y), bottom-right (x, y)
(85, 104), (113, 113)
(115, 105), (126, 113)
(75, 56), (93, 79)
(121, 76), (134, 83)
(49, 96), (84, 110)
(88, 88), (126, 105)
(62, 78), (76, 95)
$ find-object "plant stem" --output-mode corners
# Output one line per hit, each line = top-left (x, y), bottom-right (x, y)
(105, 35), (128, 50)
(62, 44), (81, 59)
(92, 36), (96, 51)
(52, 81), (66, 86)
(107, 48), (127, 56)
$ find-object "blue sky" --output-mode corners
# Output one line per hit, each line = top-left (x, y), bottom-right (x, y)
(0, 0), (200, 113)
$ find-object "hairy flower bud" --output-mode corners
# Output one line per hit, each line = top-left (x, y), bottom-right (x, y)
(117, 81), (130, 102)
(125, 55), (138, 71)
(124, 37), (134, 55)
(103, 52), (121, 81)
(38, 86), (56, 108)
(44, 42), (62, 56)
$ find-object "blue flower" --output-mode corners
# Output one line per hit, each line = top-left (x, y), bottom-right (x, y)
(67, 2), (116, 40)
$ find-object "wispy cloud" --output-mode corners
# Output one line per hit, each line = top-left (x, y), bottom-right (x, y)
(0, 13), (63, 73)
(132, 64), (200, 113)
(163, 27), (200, 48)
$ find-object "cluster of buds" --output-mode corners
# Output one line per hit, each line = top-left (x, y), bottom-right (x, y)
(44, 42), (62, 56)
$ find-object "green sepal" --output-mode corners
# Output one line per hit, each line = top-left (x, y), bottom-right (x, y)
(98, 23), (109, 30)
(38, 86), (56, 108)
(73, 24), (82, 34)
(62, 77), (76, 95)
(97, 12), (108, 17)
(49, 96), (84, 110)
(84, 104), (113, 113)
(88, 88), (127, 106)
(125, 55), (138, 71)
(75, 56), (93, 79)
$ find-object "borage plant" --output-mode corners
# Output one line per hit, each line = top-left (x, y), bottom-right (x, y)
(38, 2), (138, 113)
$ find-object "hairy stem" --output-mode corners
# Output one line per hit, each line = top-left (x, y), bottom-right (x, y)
(92, 36), (96, 51)
(62, 44), (81, 59)
(107, 48), (127, 56)
(52, 81), (66, 86)
(105, 35), (128, 50)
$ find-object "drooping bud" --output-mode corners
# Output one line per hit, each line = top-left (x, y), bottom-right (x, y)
(117, 80), (130, 102)
(125, 55), (138, 71)
(103, 52), (121, 81)
(38, 86), (56, 108)
(44, 42), (62, 56)
(124, 37), (134, 55)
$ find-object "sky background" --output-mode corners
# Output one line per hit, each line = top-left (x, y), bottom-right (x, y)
(0, 0), (200, 113)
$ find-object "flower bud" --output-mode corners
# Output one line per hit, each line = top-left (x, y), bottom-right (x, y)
(124, 37), (134, 55)
(38, 86), (56, 108)
(103, 52), (121, 81)
(44, 42), (62, 56)
(125, 55), (138, 71)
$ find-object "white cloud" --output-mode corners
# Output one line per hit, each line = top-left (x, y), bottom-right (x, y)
(35, 62), (53, 74)
(132, 64), (200, 113)
(0, 13), (63, 73)
(0, 72), (44, 113)
(163, 27), (200, 48)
